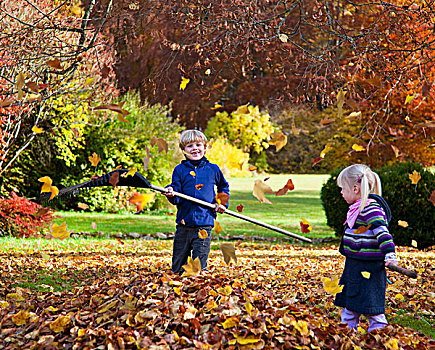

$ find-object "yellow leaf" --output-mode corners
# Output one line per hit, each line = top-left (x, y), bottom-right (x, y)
(211, 103), (222, 110)
(50, 222), (71, 240)
(173, 287), (181, 296)
(219, 242), (237, 265)
(237, 335), (261, 345)
(322, 276), (344, 296)
(385, 338), (399, 350)
(278, 33), (288, 43)
(361, 271), (371, 279)
(217, 285), (233, 296)
(96, 300), (118, 313)
(39, 176), (53, 193)
(190, 171), (196, 177)
(88, 152), (101, 167)
(405, 93), (416, 104)
(121, 167), (137, 177)
(221, 317), (239, 329)
(291, 120), (299, 135)
(352, 144), (365, 152)
(180, 76), (190, 90)
(245, 301), (253, 315)
(70, 4), (84, 17)
(320, 143), (332, 158)
(253, 179), (274, 204)
(269, 131), (287, 151)
(391, 145), (400, 158)
(394, 293), (405, 300)
(347, 111), (361, 119)
(398, 220), (408, 228)
(49, 315), (71, 332)
(295, 320), (310, 336)
(182, 256), (202, 276)
(12, 310), (31, 326)
(49, 186), (59, 200)
(77, 203), (89, 210)
(128, 193), (156, 211)
(300, 217), (312, 232)
(198, 229), (208, 239)
(411, 240), (417, 248)
(408, 170), (421, 185)
(41, 253), (50, 260)
(32, 126), (44, 134)
(205, 69), (211, 75)
(84, 77), (95, 86)
(214, 220), (225, 234)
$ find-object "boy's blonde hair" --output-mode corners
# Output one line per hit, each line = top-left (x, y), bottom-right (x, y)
(337, 164), (382, 211)
(179, 130), (207, 150)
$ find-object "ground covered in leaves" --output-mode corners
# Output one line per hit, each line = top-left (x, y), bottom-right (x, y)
(0, 241), (434, 349)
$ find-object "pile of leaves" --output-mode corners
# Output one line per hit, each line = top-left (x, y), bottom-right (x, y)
(0, 242), (434, 349)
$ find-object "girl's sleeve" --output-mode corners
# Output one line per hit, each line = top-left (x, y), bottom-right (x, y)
(370, 206), (398, 260)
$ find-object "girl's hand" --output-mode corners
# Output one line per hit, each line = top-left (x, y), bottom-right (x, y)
(215, 203), (226, 213)
(385, 260), (399, 267)
(163, 187), (175, 197)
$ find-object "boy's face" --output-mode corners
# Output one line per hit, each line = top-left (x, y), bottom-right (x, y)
(184, 141), (206, 161)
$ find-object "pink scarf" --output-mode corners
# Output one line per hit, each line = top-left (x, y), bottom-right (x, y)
(345, 199), (375, 229)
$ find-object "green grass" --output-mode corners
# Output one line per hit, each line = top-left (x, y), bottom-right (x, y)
(50, 174), (334, 241)
(390, 310), (435, 338)
(10, 269), (83, 292)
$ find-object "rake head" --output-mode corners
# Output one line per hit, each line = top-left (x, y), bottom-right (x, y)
(40, 169), (152, 204)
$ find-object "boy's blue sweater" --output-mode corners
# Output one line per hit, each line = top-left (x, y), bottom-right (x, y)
(167, 157), (229, 227)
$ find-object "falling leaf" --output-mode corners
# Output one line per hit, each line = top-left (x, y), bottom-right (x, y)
(50, 315), (71, 332)
(352, 144), (365, 152)
(391, 145), (400, 158)
(408, 170), (421, 185)
(405, 93), (416, 104)
(337, 89), (346, 118)
(32, 126), (44, 134)
(205, 69), (211, 75)
(143, 145), (151, 172)
(300, 218), (312, 233)
(215, 192), (229, 206)
(220, 242), (237, 265)
(94, 101), (130, 121)
(109, 172), (119, 187)
(46, 58), (62, 69)
(190, 171), (196, 177)
(180, 76), (190, 90)
(16, 72), (25, 100)
(278, 33), (288, 42)
(39, 176), (53, 193)
(322, 277), (344, 296)
(320, 143), (332, 158)
(211, 103), (222, 110)
(121, 167), (137, 177)
(411, 240), (418, 248)
(198, 229), (208, 239)
(195, 184), (204, 190)
(269, 131), (287, 151)
(182, 256), (201, 276)
(353, 224), (371, 234)
(312, 157), (322, 167)
(35, 207), (51, 217)
(236, 204), (244, 212)
(361, 271), (371, 279)
(88, 152), (101, 167)
(49, 186), (59, 200)
(91, 222), (97, 230)
(214, 221), (225, 234)
(253, 179), (274, 204)
(150, 136), (168, 153)
(429, 190), (435, 206)
(347, 111), (362, 119)
(77, 203), (89, 210)
(181, 219), (186, 225)
(129, 193), (156, 211)
(275, 179), (295, 196)
(248, 165), (257, 171)
(49, 222), (71, 240)
(398, 220), (408, 228)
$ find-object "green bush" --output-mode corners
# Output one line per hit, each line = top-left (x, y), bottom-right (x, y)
(321, 162), (435, 249)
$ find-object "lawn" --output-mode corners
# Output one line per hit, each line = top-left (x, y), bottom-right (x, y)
(51, 174), (334, 241)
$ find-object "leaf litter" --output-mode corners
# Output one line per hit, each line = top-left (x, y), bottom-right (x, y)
(0, 241), (434, 349)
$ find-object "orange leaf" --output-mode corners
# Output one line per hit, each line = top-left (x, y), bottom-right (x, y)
(291, 120), (300, 135)
(46, 58), (62, 69)
(39, 176), (53, 193)
(88, 152), (101, 167)
(198, 229), (208, 239)
(269, 131), (287, 151)
(214, 220), (225, 234)
(216, 192), (229, 206)
(128, 193), (156, 211)
(150, 136), (168, 154)
(182, 256), (201, 276)
(275, 179), (295, 196)
(181, 219), (186, 225)
(109, 172), (119, 187)
(195, 184), (204, 190)
(353, 224), (371, 234)
(408, 170), (421, 185)
(236, 204), (244, 212)
(252, 180), (274, 204)
(248, 165), (257, 171)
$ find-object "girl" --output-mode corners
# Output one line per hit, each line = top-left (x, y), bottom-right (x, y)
(334, 164), (398, 332)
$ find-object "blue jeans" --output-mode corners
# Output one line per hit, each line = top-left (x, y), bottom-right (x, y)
(172, 225), (212, 274)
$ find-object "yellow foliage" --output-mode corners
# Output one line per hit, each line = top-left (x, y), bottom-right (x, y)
(206, 139), (251, 177)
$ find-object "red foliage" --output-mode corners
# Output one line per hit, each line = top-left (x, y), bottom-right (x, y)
(0, 192), (57, 238)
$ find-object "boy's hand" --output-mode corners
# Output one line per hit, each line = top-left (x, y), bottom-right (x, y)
(164, 187), (175, 197)
(215, 203), (226, 213)
(385, 260), (398, 267)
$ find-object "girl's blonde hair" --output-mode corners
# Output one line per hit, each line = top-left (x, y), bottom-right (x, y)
(337, 164), (382, 211)
(179, 130), (207, 150)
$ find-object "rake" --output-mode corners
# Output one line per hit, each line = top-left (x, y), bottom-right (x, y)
(41, 169), (312, 243)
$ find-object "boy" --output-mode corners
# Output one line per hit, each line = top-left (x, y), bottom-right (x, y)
(164, 130), (229, 274)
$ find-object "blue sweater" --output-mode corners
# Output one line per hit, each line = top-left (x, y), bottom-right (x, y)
(166, 157), (230, 227)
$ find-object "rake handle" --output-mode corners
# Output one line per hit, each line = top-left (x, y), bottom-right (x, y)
(150, 185), (312, 243)
(386, 264), (418, 278)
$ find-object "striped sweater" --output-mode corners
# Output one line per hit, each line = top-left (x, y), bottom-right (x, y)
(339, 201), (396, 261)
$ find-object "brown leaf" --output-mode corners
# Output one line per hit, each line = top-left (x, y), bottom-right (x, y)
(150, 136), (168, 154)
(219, 242), (237, 265)
(46, 58), (62, 69)
(35, 207), (51, 217)
(275, 179), (295, 196)
(269, 131), (287, 151)
(215, 192), (229, 206)
(109, 172), (119, 187)
(0, 97), (15, 107)
(195, 184), (204, 190)
(94, 101), (130, 120)
(252, 180), (273, 204)
(236, 204), (244, 212)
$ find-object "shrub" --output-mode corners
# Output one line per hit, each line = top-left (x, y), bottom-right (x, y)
(321, 162), (435, 249)
(0, 192), (57, 238)
(206, 139), (251, 177)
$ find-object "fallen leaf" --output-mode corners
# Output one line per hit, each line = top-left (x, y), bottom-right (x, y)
(49, 315), (71, 333)
(320, 117), (335, 126)
(222, 317), (239, 329)
(275, 179), (295, 196)
(269, 131), (287, 151)
(219, 242), (237, 265)
(236, 204), (244, 212)
(12, 310), (31, 326)
(128, 193), (156, 211)
(49, 222), (71, 240)
(198, 229), (208, 239)
(35, 207), (51, 217)
(398, 220), (408, 228)
(253, 180), (274, 204)
(88, 152), (101, 167)
(322, 277), (344, 296)
(195, 184), (204, 190)
(405, 93), (416, 104)
(180, 76), (190, 90)
(215, 192), (229, 206)
(109, 172), (119, 187)
(278, 33), (288, 42)
(0, 97), (15, 107)
(182, 256), (201, 276)
(214, 221), (225, 234)
(347, 111), (362, 119)
(408, 170), (421, 185)
(337, 89), (346, 118)
(46, 58), (62, 69)
(361, 271), (371, 279)
(291, 120), (300, 135)
(391, 145), (401, 158)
